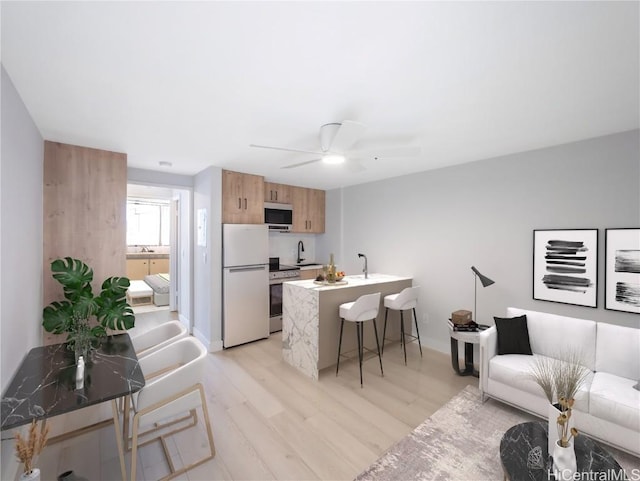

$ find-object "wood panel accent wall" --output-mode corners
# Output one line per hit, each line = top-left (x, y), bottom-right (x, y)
(43, 141), (127, 344)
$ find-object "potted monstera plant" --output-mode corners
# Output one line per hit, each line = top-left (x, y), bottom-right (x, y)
(42, 257), (135, 360)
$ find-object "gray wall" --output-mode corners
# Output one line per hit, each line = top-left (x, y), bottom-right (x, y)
(1, 65), (44, 480)
(319, 130), (640, 354)
(193, 166), (223, 351)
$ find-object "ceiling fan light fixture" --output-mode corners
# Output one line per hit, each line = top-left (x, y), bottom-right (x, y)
(322, 154), (345, 165)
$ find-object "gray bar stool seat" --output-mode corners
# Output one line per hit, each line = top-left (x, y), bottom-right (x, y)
(336, 292), (383, 387)
(382, 286), (422, 364)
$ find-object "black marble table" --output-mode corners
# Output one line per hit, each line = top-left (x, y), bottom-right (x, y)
(500, 421), (627, 481)
(1, 333), (144, 431)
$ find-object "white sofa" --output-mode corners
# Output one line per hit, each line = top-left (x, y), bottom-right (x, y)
(479, 307), (640, 456)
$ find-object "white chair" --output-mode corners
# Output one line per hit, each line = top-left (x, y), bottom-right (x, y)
(130, 320), (188, 358)
(123, 321), (190, 449)
(382, 286), (422, 365)
(125, 337), (215, 481)
(336, 292), (383, 387)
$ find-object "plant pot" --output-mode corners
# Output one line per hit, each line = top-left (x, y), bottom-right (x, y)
(553, 439), (576, 481)
(20, 468), (40, 481)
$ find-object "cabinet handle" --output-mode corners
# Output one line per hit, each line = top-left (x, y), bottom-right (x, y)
(275, 191), (278, 201)
(238, 197), (241, 209)
(309, 221), (311, 230)
(244, 198), (247, 209)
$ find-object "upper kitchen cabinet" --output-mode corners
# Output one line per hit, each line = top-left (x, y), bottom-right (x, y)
(222, 170), (265, 224)
(292, 186), (325, 233)
(264, 182), (291, 204)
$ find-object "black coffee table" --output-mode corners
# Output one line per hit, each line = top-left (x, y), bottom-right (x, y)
(500, 421), (627, 480)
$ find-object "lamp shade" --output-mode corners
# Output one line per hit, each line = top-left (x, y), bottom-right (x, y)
(471, 266), (495, 288)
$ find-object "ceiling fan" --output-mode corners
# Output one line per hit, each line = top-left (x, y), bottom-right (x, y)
(249, 120), (420, 170)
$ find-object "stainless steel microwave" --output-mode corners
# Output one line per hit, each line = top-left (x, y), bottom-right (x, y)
(264, 202), (292, 231)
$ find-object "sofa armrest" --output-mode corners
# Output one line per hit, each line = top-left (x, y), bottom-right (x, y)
(479, 326), (497, 396)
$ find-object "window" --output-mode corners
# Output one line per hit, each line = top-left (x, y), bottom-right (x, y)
(127, 198), (170, 246)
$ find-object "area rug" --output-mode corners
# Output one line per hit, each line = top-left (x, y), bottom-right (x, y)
(355, 385), (640, 480)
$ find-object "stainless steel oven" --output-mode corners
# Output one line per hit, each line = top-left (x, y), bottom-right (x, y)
(269, 266), (300, 333)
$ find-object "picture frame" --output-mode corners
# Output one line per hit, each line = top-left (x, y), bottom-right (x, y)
(605, 228), (640, 313)
(533, 229), (598, 308)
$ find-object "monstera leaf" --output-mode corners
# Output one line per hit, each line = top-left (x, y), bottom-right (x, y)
(51, 257), (94, 301)
(96, 277), (134, 331)
(43, 258), (135, 337)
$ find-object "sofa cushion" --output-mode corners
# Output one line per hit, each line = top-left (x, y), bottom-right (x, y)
(494, 315), (532, 355)
(489, 353), (592, 412)
(595, 322), (640, 380)
(590, 372), (640, 432)
(507, 308), (596, 371)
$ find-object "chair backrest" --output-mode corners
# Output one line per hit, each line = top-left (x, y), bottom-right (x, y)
(344, 292), (381, 322)
(130, 320), (188, 356)
(394, 286), (420, 310)
(135, 337), (207, 415)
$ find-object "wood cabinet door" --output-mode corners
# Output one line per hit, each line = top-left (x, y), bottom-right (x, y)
(150, 258), (170, 274)
(299, 269), (319, 281)
(242, 172), (265, 224)
(222, 170), (245, 223)
(126, 259), (149, 280)
(264, 182), (291, 204)
(223, 170), (264, 224)
(291, 186), (310, 232)
(307, 189), (325, 233)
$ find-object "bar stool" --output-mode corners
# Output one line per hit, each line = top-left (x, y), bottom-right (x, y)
(382, 286), (422, 365)
(336, 292), (383, 387)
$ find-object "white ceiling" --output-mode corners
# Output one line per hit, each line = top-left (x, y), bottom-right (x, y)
(2, 1), (638, 190)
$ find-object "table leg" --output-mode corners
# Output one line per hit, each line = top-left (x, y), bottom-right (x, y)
(111, 399), (127, 481)
(450, 338), (478, 377)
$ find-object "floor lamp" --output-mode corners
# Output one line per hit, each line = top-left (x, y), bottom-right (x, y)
(471, 266), (495, 323)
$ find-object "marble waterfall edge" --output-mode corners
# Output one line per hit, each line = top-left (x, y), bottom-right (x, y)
(282, 283), (320, 379)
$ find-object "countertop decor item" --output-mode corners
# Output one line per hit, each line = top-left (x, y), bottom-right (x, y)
(14, 420), (49, 481)
(42, 257), (135, 352)
(470, 266), (495, 323)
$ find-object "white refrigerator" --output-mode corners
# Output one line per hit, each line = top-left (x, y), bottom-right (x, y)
(222, 224), (270, 348)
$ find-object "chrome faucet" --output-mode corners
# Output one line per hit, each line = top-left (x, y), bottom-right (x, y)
(297, 240), (305, 264)
(358, 253), (368, 279)
(141, 245), (149, 253)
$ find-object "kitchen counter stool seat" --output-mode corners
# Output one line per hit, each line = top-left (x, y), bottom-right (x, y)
(336, 292), (383, 387)
(382, 286), (422, 365)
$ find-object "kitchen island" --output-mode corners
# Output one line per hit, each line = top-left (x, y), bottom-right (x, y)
(282, 274), (412, 379)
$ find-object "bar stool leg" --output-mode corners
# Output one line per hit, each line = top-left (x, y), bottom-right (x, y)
(382, 307), (389, 355)
(336, 319), (345, 376)
(356, 321), (364, 387)
(372, 317), (384, 376)
(413, 307), (423, 357)
(400, 310), (407, 365)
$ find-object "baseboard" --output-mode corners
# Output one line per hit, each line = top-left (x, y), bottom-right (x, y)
(192, 327), (223, 352)
(178, 313), (191, 332)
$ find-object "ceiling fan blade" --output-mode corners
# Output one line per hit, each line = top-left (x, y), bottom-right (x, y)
(352, 145), (422, 158)
(281, 158), (322, 169)
(329, 121), (367, 152)
(250, 144), (323, 156)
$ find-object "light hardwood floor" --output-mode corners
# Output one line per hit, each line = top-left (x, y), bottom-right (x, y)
(37, 311), (476, 480)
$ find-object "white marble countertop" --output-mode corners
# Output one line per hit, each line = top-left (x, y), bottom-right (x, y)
(285, 273), (411, 290)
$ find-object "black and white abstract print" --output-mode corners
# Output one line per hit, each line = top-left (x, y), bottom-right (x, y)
(533, 230), (598, 308)
(606, 229), (640, 313)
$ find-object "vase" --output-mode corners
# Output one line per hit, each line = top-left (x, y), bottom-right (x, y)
(20, 468), (40, 481)
(553, 438), (576, 480)
(548, 403), (573, 456)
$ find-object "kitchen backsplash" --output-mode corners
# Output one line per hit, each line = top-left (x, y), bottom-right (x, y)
(269, 232), (317, 265)
(126, 245), (170, 254)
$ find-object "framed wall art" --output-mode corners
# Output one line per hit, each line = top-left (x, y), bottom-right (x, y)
(533, 229), (598, 308)
(605, 228), (640, 313)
